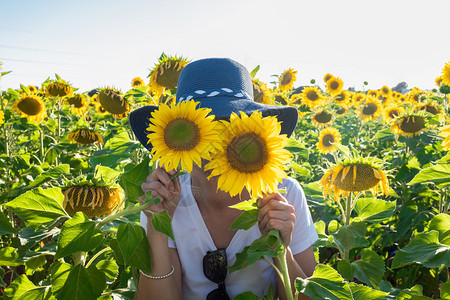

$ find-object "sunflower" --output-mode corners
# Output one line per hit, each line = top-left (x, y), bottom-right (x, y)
(311, 109), (333, 127)
(317, 127), (342, 154)
(326, 76), (344, 96)
(417, 101), (442, 116)
(149, 54), (189, 98)
(351, 92), (366, 106)
(323, 73), (334, 83)
(272, 90), (290, 105)
(146, 100), (222, 173)
(27, 85), (38, 94)
(278, 68), (297, 91)
(380, 85), (391, 98)
(319, 158), (389, 201)
(438, 125), (450, 150)
(204, 111), (291, 199)
(359, 96), (381, 122)
(68, 128), (103, 145)
(335, 106), (347, 115)
(382, 105), (404, 124)
(98, 87), (131, 115)
(0, 110), (4, 126)
(62, 185), (125, 218)
(392, 112), (427, 137)
(12, 95), (47, 123)
(65, 93), (88, 115)
(435, 75), (444, 87)
(406, 88), (423, 103)
(333, 90), (351, 107)
(46, 80), (73, 97)
(367, 90), (379, 99)
(441, 61), (450, 86)
(300, 86), (326, 109)
(131, 77), (145, 88)
(253, 79), (272, 104)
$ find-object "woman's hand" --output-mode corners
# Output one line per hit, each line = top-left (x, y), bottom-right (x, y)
(257, 193), (296, 246)
(138, 167), (181, 219)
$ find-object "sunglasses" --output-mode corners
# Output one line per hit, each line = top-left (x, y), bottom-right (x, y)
(203, 248), (230, 300)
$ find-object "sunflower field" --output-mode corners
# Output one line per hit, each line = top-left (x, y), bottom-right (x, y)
(0, 54), (449, 299)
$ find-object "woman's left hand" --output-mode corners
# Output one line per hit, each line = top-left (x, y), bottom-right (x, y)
(257, 193), (296, 246)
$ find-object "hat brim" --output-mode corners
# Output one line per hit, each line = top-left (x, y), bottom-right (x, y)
(129, 98), (298, 151)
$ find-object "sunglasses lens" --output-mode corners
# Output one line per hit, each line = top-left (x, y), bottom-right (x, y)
(203, 249), (227, 283)
(207, 288), (230, 300)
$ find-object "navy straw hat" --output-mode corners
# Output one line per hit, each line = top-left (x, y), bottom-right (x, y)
(129, 58), (298, 150)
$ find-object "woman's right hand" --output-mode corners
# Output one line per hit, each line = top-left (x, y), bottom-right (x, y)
(138, 166), (181, 219)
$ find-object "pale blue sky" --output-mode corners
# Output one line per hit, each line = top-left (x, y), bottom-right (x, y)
(1, 0), (449, 93)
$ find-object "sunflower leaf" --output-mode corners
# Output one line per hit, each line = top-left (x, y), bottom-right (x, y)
(55, 264), (106, 300)
(354, 198), (396, 224)
(229, 209), (259, 230)
(151, 210), (174, 240)
(119, 156), (152, 203)
(0, 211), (17, 235)
(3, 275), (46, 300)
(408, 162), (450, 188)
(229, 199), (258, 211)
(27, 164), (70, 189)
(351, 249), (385, 288)
(4, 187), (69, 230)
(348, 282), (388, 300)
(0, 247), (23, 266)
(250, 65), (260, 78)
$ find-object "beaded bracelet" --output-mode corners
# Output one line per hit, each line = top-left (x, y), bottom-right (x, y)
(139, 265), (174, 279)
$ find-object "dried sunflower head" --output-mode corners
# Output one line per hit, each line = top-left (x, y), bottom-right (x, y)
(46, 79), (73, 97)
(97, 87), (131, 115)
(68, 128), (103, 145)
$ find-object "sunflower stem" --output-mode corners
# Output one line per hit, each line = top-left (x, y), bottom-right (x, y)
(96, 202), (151, 230)
(57, 97), (61, 139)
(0, 88), (9, 157)
(277, 246), (294, 300)
(72, 251), (86, 266)
(85, 247), (111, 268)
(39, 128), (45, 163)
(345, 192), (352, 226)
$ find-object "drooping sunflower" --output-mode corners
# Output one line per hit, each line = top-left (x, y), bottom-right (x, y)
(253, 79), (272, 104)
(65, 93), (88, 115)
(406, 88), (424, 104)
(278, 68), (297, 91)
(68, 128), (103, 145)
(97, 87), (131, 115)
(311, 109), (333, 127)
(146, 100), (222, 173)
(300, 86), (326, 109)
(441, 61), (450, 86)
(317, 127), (342, 154)
(131, 77), (145, 88)
(272, 90), (290, 106)
(326, 76), (344, 96)
(204, 111), (291, 199)
(382, 105), (404, 124)
(62, 185), (125, 218)
(333, 90), (351, 107)
(323, 73), (334, 83)
(417, 101), (442, 116)
(12, 94), (47, 123)
(391, 112), (428, 137)
(438, 125), (450, 150)
(149, 54), (190, 98)
(359, 96), (381, 122)
(46, 80), (73, 97)
(319, 158), (389, 201)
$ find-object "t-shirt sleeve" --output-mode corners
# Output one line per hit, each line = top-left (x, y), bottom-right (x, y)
(140, 211), (177, 248)
(284, 178), (318, 255)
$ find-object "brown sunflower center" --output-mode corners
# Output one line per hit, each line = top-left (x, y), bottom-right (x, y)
(423, 105), (439, 115)
(47, 82), (72, 97)
(155, 62), (185, 89)
(274, 95), (288, 105)
(329, 81), (340, 90)
(253, 84), (264, 103)
(226, 132), (268, 173)
(388, 109), (400, 119)
(336, 107), (347, 115)
(280, 72), (293, 86)
(322, 134), (335, 147)
(17, 97), (42, 116)
(164, 118), (200, 150)
(314, 111), (332, 124)
(399, 116), (425, 133)
(333, 164), (381, 192)
(335, 93), (346, 102)
(306, 90), (319, 101)
(362, 103), (378, 116)
(98, 89), (129, 114)
(67, 95), (84, 108)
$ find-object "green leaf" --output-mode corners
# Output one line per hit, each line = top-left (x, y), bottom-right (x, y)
(56, 264), (106, 300)
(90, 131), (140, 168)
(351, 249), (385, 288)
(234, 291), (260, 300)
(115, 223), (152, 274)
(250, 65), (260, 78)
(391, 231), (450, 269)
(348, 282), (388, 300)
(55, 212), (103, 259)
(441, 280), (450, 299)
(50, 262), (73, 297)
(96, 259), (119, 282)
(5, 187), (69, 230)
(119, 156), (151, 203)
(0, 247), (23, 266)
(3, 275), (46, 300)
(28, 164), (70, 189)
(229, 199), (258, 211)
(229, 210), (259, 230)
(334, 222), (370, 254)
(151, 210), (174, 240)
(408, 163), (450, 188)
(94, 165), (121, 186)
(295, 264), (353, 300)
(354, 197), (396, 223)
(428, 213), (450, 244)
(337, 259), (353, 281)
(0, 211), (18, 235)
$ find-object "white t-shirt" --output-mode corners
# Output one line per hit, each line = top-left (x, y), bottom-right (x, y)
(140, 173), (318, 299)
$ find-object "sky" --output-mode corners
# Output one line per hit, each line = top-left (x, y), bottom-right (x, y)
(1, 0), (450, 94)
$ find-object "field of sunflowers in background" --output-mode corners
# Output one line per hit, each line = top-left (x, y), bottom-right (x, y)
(0, 53), (449, 299)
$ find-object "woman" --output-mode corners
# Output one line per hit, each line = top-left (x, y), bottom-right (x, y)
(129, 58), (318, 299)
